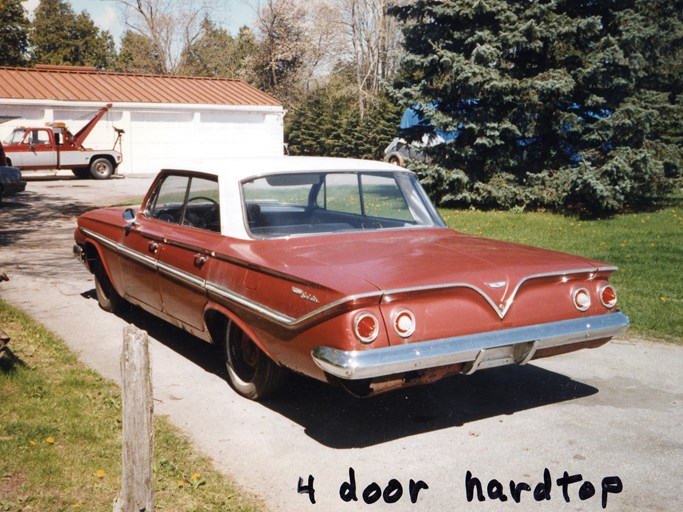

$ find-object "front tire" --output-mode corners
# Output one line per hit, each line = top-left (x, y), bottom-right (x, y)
(224, 323), (286, 400)
(89, 158), (114, 180)
(94, 265), (126, 313)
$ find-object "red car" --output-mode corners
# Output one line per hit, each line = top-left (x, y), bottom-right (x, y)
(73, 157), (629, 400)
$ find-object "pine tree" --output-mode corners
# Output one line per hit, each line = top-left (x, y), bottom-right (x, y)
(30, 0), (115, 68)
(113, 31), (162, 74)
(0, 0), (29, 66)
(389, 0), (682, 216)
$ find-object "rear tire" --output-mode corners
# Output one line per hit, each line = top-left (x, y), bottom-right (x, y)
(89, 158), (114, 180)
(94, 264), (126, 313)
(224, 323), (287, 400)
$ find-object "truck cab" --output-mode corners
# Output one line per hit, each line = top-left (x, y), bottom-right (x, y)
(5, 127), (58, 169)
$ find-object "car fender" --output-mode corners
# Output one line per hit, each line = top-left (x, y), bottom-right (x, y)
(203, 302), (280, 363)
(80, 239), (124, 296)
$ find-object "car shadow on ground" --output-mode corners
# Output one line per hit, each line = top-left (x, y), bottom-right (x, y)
(103, 297), (599, 449)
(268, 365), (598, 449)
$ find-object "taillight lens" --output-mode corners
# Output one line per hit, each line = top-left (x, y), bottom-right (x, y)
(354, 312), (379, 344)
(573, 288), (591, 311)
(393, 309), (416, 338)
(600, 284), (618, 309)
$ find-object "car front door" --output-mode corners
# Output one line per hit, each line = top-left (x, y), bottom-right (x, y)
(155, 175), (222, 330)
(118, 174), (193, 312)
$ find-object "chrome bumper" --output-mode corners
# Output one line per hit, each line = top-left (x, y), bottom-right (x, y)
(312, 312), (629, 380)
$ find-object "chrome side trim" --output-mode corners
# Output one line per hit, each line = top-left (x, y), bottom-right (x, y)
(381, 266), (618, 320)
(206, 281), (381, 327)
(205, 282), (296, 325)
(157, 261), (206, 292)
(80, 227), (620, 328)
(81, 228), (157, 270)
(311, 311), (630, 380)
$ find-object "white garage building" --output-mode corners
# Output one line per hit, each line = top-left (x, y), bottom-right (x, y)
(0, 65), (284, 174)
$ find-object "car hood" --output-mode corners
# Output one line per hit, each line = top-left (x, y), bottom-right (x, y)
(246, 228), (608, 301)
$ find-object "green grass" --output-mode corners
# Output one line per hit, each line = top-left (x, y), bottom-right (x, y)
(439, 206), (683, 342)
(0, 300), (264, 512)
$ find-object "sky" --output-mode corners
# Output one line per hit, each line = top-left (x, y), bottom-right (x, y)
(22, 0), (261, 44)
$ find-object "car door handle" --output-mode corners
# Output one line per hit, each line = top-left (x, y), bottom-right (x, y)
(193, 253), (207, 268)
(148, 241), (159, 254)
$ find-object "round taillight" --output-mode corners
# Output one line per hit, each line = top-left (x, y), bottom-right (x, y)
(573, 288), (592, 311)
(354, 312), (379, 344)
(393, 309), (416, 338)
(600, 284), (618, 309)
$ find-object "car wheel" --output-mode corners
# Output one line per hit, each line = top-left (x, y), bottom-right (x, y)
(387, 153), (405, 166)
(89, 158), (114, 180)
(224, 323), (286, 400)
(94, 265), (126, 313)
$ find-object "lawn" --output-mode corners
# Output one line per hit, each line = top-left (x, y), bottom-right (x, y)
(0, 301), (264, 512)
(439, 205), (682, 342)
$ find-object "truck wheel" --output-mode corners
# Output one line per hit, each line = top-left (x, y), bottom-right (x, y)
(89, 158), (114, 180)
(72, 168), (90, 179)
(224, 323), (287, 401)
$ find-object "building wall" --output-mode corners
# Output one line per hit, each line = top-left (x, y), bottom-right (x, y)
(0, 102), (285, 175)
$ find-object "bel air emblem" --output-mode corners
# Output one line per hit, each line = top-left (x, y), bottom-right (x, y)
(486, 281), (507, 289)
(291, 286), (320, 303)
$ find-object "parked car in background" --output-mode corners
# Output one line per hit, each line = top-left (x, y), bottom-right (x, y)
(73, 157), (629, 400)
(0, 142), (26, 203)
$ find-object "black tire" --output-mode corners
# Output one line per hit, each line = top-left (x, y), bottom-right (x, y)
(94, 265), (126, 313)
(89, 157), (114, 180)
(224, 323), (287, 401)
(72, 168), (90, 179)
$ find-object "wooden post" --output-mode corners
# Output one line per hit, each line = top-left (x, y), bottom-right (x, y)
(114, 325), (154, 512)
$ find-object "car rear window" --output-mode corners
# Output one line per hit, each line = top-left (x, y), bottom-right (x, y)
(242, 171), (444, 238)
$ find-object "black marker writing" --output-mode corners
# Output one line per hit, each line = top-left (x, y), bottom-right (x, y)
(465, 469), (622, 509)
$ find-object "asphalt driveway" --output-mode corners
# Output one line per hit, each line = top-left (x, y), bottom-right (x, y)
(1, 175), (681, 511)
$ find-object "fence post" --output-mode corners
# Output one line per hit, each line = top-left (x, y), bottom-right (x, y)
(114, 325), (154, 512)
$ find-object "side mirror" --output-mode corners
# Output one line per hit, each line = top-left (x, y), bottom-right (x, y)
(123, 208), (137, 224)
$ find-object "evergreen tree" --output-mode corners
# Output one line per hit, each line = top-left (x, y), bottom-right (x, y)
(0, 0), (29, 66)
(30, 0), (115, 68)
(389, 0), (682, 216)
(179, 17), (235, 77)
(287, 82), (401, 160)
(113, 31), (162, 74)
(178, 19), (260, 82)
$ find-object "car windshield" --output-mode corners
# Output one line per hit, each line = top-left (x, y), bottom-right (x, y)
(242, 171), (445, 238)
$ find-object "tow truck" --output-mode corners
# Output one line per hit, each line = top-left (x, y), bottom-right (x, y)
(2, 103), (123, 179)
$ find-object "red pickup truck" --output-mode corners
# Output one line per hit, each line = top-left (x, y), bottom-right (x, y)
(2, 104), (122, 179)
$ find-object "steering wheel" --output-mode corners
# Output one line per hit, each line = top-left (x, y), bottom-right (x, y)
(185, 196), (219, 228)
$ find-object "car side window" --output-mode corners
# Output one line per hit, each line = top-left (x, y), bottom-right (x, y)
(148, 175), (189, 224)
(183, 177), (221, 232)
(147, 174), (220, 232)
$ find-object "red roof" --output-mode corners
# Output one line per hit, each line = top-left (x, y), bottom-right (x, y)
(0, 66), (282, 107)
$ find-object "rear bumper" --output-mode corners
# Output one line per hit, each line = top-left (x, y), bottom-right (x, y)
(312, 311), (629, 380)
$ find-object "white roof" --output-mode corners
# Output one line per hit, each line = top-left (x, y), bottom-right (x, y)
(163, 155), (406, 182)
